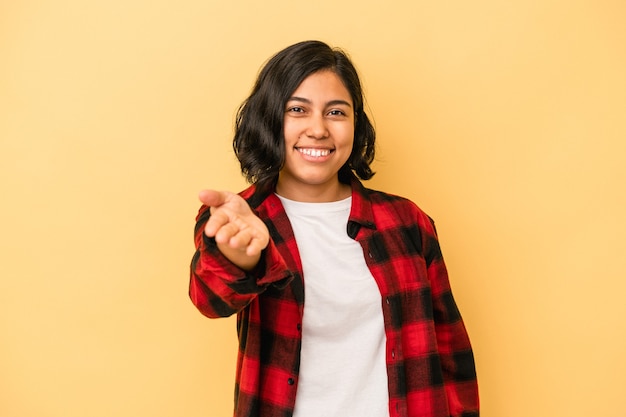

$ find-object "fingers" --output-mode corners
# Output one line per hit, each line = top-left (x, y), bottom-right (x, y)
(224, 227), (265, 256)
(244, 235), (269, 257)
(214, 217), (263, 247)
(198, 189), (229, 208)
(200, 189), (238, 237)
(203, 206), (230, 238)
(198, 188), (270, 267)
(203, 203), (266, 248)
(210, 217), (267, 257)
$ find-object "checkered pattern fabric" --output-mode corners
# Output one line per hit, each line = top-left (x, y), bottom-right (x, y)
(190, 177), (479, 417)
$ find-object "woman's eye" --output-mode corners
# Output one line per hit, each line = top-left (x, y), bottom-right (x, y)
(288, 106), (304, 113)
(328, 109), (345, 116)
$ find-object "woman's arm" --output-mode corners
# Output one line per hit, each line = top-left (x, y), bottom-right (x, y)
(189, 190), (292, 318)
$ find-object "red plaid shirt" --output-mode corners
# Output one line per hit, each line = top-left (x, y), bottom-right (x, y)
(190, 177), (479, 417)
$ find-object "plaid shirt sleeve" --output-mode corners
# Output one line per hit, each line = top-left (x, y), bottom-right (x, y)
(189, 187), (306, 416)
(189, 203), (293, 318)
(425, 218), (479, 416)
(350, 183), (479, 417)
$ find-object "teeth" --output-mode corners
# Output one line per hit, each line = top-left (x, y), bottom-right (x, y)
(298, 148), (330, 157)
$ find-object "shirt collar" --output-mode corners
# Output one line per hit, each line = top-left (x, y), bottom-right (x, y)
(242, 174), (377, 232)
(348, 175), (377, 231)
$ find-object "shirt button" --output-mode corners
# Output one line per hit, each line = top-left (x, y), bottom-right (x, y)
(287, 378), (295, 385)
(391, 350), (396, 359)
(368, 251), (373, 258)
(296, 323), (302, 331)
(386, 297), (390, 305)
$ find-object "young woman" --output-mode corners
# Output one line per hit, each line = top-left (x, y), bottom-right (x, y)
(190, 40), (479, 417)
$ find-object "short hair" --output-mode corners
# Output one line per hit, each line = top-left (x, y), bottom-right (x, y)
(233, 40), (376, 193)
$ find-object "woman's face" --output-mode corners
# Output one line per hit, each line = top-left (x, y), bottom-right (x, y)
(277, 70), (355, 202)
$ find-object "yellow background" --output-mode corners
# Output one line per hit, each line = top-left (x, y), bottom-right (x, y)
(2, 0), (625, 416)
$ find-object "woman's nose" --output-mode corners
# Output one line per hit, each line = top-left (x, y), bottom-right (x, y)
(305, 114), (329, 139)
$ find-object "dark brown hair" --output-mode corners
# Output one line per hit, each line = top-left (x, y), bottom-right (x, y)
(233, 40), (376, 193)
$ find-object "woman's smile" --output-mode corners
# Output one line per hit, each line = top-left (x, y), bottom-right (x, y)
(296, 147), (333, 158)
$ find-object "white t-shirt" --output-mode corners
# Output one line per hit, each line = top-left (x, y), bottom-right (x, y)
(277, 195), (389, 417)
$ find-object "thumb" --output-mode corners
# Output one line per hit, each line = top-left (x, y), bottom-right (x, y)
(198, 189), (230, 208)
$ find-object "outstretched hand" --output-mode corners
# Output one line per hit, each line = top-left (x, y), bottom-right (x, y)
(199, 190), (269, 270)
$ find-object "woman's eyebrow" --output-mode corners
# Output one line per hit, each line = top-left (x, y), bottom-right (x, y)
(287, 96), (311, 104)
(327, 99), (352, 108)
(287, 96), (352, 108)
